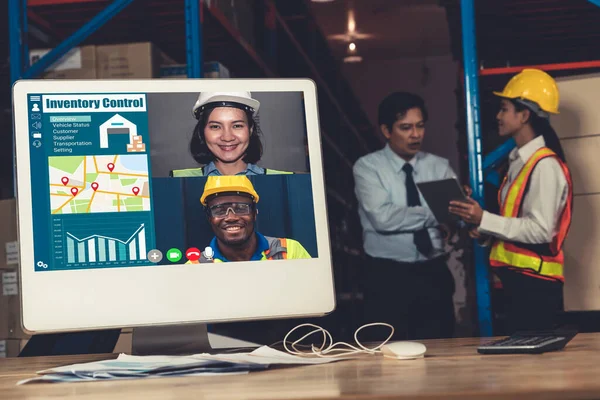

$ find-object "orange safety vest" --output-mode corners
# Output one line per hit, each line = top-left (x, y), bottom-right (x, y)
(489, 147), (573, 282)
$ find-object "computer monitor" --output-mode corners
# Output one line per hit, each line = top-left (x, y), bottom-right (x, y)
(12, 79), (335, 354)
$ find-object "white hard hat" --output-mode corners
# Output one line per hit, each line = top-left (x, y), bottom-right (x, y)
(192, 91), (260, 119)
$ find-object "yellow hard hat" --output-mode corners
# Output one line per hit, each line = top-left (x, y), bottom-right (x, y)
(493, 68), (559, 114)
(200, 176), (260, 205)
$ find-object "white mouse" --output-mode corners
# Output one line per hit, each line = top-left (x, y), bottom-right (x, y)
(381, 341), (427, 360)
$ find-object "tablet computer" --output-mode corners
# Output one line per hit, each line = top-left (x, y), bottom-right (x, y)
(416, 178), (469, 224)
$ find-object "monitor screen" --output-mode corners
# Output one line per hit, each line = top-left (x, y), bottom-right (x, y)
(13, 79), (335, 333)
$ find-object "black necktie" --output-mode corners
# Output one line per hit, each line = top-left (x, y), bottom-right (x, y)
(402, 163), (434, 257)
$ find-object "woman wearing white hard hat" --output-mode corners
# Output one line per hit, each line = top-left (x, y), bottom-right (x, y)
(170, 92), (293, 177)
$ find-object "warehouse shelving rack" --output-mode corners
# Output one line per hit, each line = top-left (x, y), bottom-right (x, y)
(6, 0), (378, 347)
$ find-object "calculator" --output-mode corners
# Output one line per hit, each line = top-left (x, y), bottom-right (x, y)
(477, 330), (578, 354)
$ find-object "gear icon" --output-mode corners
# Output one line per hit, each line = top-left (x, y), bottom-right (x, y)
(36, 261), (48, 269)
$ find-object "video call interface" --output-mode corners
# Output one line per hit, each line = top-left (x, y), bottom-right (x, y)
(26, 91), (318, 272)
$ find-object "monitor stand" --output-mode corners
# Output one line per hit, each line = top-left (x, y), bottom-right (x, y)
(19, 329), (122, 357)
(131, 323), (213, 355)
(19, 324), (260, 357)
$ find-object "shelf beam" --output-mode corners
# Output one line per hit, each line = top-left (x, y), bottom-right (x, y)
(23, 0), (135, 79)
(206, 3), (276, 77)
(202, 1), (358, 172)
(263, 0), (278, 67)
(482, 138), (515, 171)
(326, 188), (353, 211)
(461, 0), (493, 337)
(9, 0), (27, 83)
(28, 10), (61, 45)
(480, 60), (600, 76)
(481, 139), (516, 187)
(273, 10), (370, 153)
(28, 0), (106, 5)
(321, 132), (354, 170)
(185, 0), (203, 78)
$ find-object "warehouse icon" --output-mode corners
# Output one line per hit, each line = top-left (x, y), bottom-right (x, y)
(99, 114), (146, 153)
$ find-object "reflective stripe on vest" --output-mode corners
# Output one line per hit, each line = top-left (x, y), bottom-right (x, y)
(170, 167), (205, 177)
(489, 147), (572, 282)
(264, 237), (287, 260)
(170, 167), (293, 177)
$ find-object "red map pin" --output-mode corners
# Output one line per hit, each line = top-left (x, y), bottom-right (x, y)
(61, 177), (69, 186)
(107, 163), (115, 172)
(71, 187), (79, 196)
(91, 182), (99, 191)
(132, 187), (140, 196)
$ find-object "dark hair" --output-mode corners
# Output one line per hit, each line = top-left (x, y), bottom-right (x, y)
(512, 100), (566, 163)
(378, 91), (429, 130)
(190, 107), (263, 164)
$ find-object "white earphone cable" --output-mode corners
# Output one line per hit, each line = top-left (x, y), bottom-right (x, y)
(282, 322), (395, 358)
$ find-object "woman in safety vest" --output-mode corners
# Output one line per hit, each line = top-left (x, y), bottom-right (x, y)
(449, 68), (573, 333)
(171, 92), (294, 177)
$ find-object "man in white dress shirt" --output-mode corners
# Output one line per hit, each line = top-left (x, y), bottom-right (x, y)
(353, 92), (458, 340)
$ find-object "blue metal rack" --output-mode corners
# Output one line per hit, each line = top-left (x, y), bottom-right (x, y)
(460, 0), (493, 337)
(8, 0), (204, 84)
(482, 138), (515, 187)
(8, 0), (28, 84)
(185, 0), (203, 79)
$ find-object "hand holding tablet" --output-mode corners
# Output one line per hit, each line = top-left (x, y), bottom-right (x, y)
(416, 178), (470, 225)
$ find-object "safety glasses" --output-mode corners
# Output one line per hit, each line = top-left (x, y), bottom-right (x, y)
(206, 202), (254, 218)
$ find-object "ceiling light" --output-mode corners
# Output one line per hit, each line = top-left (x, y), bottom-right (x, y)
(343, 55), (362, 63)
(348, 42), (356, 51)
(347, 9), (356, 33)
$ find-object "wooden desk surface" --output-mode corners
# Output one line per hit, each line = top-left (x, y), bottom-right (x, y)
(2, 333), (600, 399)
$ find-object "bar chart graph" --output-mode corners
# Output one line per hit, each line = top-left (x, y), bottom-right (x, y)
(66, 224), (147, 264)
(50, 213), (156, 270)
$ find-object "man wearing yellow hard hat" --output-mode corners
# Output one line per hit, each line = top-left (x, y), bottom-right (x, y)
(190, 175), (311, 263)
(450, 68), (573, 334)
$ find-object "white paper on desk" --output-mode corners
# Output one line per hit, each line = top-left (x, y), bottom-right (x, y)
(34, 347), (337, 376)
(193, 345), (346, 365)
(17, 370), (248, 385)
(37, 354), (223, 374)
(18, 346), (343, 385)
(18, 354), (261, 385)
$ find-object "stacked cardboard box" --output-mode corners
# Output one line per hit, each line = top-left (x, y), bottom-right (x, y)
(30, 42), (176, 79)
(0, 199), (19, 269)
(0, 269), (27, 340)
(29, 46), (97, 79)
(96, 42), (175, 79)
(0, 198), (127, 356)
(30, 42), (233, 80)
(0, 199), (29, 357)
(159, 61), (231, 79)
(127, 135), (146, 153)
(0, 338), (28, 358)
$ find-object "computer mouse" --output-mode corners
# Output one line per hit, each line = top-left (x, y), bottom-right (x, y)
(381, 341), (427, 360)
